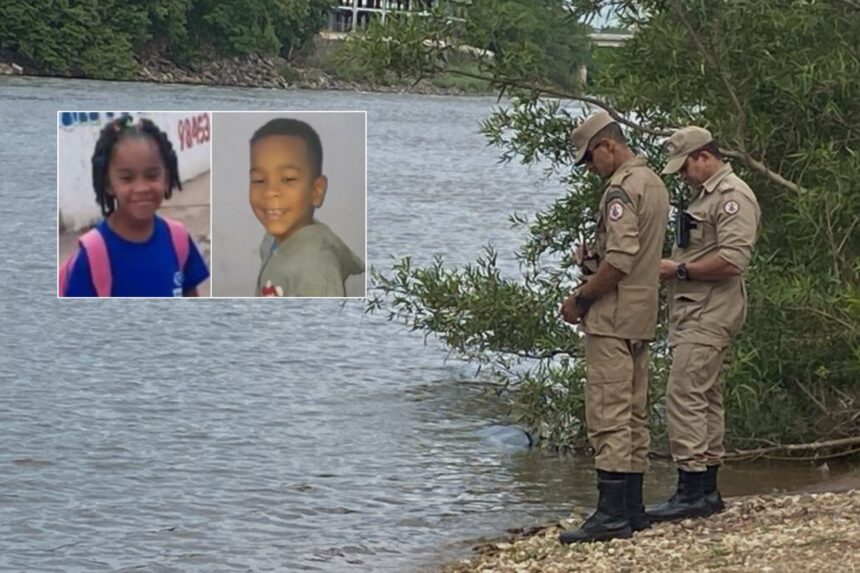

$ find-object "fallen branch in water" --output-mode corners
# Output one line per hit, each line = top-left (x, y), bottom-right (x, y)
(724, 435), (860, 461)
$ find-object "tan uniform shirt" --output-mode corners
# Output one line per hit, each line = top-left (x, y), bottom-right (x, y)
(583, 156), (670, 341)
(669, 163), (761, 346)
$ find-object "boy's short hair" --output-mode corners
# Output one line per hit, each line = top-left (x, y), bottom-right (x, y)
(250, 118), (323, 177)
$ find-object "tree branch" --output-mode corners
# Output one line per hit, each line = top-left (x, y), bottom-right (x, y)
(784, 306), (858, 334)
(837, 214), (860, 256)
(668, 0), (747, 152)
(724, 435), (860, 461)
(720, 149), (805, 193)
(436, 66), (673, 137)
(431, 53), (805, 192)
(665, 1), (808, 194)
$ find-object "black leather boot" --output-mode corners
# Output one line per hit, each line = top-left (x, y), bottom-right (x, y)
(704, 465), (725, 514)
(645, 469), (710, 522)
(625, 473), (651, 531)
(559, 470), (633, 544)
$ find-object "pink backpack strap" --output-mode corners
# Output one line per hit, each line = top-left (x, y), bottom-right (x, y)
(162, 216), (190, 271)
(79, 228), (112, 297)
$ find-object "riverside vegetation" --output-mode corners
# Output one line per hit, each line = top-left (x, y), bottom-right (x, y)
(4, 0), (857, 454)
(0, 0), (491, 93)
(350, 0), (860, 457)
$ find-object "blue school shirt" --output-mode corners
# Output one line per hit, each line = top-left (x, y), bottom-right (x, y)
(65, 217), (209, 297)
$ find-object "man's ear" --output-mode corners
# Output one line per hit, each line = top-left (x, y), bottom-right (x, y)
(312, 175), (328, 208)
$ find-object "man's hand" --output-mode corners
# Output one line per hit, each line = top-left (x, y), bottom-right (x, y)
(660, 259), (678, 281)
(562, 291), (586, 324)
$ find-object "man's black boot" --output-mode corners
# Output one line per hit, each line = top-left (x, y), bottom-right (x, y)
(645, 469), (710, 522)
(704, 465), (725, 514)
(559, 470), (633, 544)
(625, 472), (651, 531)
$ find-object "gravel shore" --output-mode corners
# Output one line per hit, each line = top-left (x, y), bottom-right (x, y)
(442, 489), (860, 573)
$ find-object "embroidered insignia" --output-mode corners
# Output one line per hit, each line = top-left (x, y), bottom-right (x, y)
(608, 201), (625, 221)
(724, 200), (740, 215)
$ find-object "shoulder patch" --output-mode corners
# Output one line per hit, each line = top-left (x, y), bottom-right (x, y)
(723, 200), (740, 215)
(604, 185), (633, 206)
(608, 201), (625, 221)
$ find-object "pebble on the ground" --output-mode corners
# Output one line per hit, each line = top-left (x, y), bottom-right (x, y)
(442, 489), (860, 573)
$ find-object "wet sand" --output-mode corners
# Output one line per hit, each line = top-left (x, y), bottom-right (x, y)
(58, 171), (211, 297)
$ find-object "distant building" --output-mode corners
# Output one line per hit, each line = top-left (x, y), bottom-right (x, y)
(326, 0), (469, 33)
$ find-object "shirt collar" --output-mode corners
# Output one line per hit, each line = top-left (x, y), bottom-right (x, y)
(617, 155), (647, 173)
(702, 163), (733, 194)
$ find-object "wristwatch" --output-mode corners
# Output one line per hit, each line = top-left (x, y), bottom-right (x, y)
(676, 262), (690, 281)
(575, 293), (594, 311)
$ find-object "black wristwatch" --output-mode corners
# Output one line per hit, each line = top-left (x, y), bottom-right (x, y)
(575, 293), (594, 311)
(676, 262), (690, 281)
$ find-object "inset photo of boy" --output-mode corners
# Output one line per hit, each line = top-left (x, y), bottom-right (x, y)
(57, 112), (212, 297)
(211, 112), (366, 298)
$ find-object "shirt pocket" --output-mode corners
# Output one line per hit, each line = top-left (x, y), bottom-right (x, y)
(670, 287), (709, 328)
(688, 210), (715, 248)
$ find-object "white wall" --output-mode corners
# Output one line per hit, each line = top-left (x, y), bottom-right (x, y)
(58, 111), (211, 232)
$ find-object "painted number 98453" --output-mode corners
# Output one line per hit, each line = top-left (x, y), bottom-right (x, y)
(178, 113), (210, 151)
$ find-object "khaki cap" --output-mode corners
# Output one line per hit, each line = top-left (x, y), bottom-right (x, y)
(571, 110), (616, 165)
(662, 126), (713, 174)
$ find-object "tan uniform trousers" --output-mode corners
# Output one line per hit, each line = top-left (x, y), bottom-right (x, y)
(667, 342), (728, 471)
(585, 334), (650, 473)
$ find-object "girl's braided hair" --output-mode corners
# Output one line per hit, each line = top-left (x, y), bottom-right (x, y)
(91, 115), (182, 216)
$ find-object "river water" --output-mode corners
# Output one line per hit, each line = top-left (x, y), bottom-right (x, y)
(0, 77), (852, 572)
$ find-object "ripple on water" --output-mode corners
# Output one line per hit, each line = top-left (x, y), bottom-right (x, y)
(4, 78), (843, 573)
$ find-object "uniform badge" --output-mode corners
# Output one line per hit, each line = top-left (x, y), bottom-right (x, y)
(608, 201), (625, 221)
(261, 280), (284, 297)
(724, 200), (740, 215)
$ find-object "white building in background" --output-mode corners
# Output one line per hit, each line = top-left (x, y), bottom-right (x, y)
(326, 0), (469, 33)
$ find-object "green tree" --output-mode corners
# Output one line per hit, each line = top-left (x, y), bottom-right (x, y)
(0, 0), (146, 79)
(356, 0), (860, 453)
(0, 0), (334, 76)
(187, 0), (333, 58)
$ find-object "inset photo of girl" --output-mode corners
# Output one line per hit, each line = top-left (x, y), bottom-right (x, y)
(57, 112), (211, 297)
(210, 111), (366, 298)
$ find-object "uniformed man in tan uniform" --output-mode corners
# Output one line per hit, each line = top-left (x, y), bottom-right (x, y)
(559, 111), (669, 543)
(647, 126), (760, 522)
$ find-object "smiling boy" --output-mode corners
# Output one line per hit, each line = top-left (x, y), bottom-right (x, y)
(249, 118), (364, 297)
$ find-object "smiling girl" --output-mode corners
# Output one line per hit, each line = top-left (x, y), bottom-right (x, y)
(60, 116), (209, 297)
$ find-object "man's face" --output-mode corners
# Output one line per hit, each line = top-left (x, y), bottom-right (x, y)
(249, 135), (326, 243)
(679, 153), (708, 187)
(584, 138), (614, 177)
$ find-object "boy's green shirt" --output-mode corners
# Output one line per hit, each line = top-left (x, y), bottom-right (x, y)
(256, 221), (364, 297)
